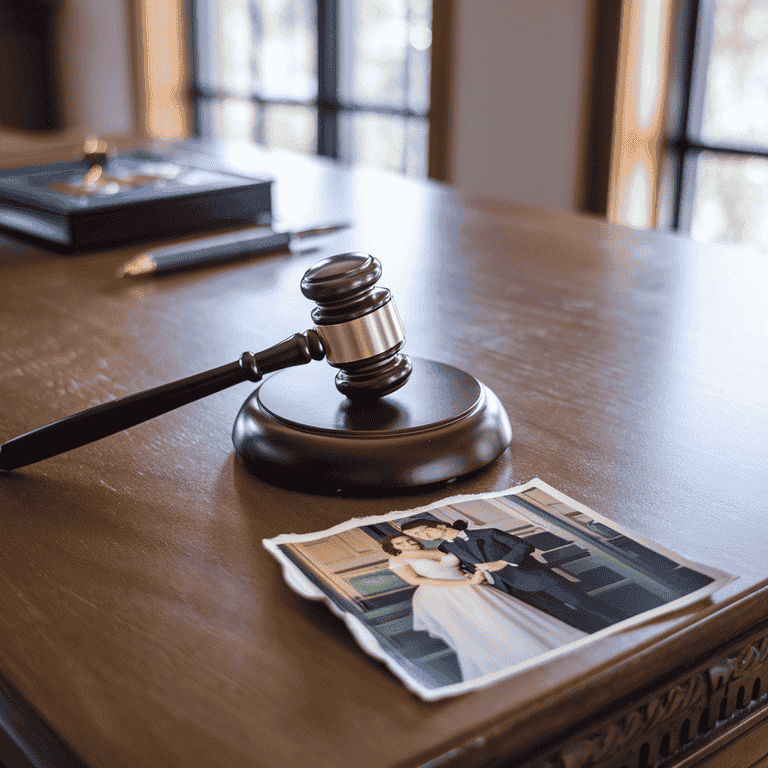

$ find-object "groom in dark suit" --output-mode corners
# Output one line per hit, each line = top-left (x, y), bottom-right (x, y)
(399, 519), (617, 633)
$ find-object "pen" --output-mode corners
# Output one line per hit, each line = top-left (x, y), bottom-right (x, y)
(116, 223), (351, 277)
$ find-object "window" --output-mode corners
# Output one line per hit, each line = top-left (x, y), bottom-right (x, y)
(666, 0), (768, 251)
(189, 0), (443, 178)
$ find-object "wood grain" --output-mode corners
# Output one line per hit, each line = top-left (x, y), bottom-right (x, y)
(1, 141), (767, 768)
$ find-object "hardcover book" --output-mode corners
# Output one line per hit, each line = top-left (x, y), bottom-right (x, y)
(0, 150), (273, 253)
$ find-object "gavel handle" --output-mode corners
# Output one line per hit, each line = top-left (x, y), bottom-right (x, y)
(0, 332), (323, 471)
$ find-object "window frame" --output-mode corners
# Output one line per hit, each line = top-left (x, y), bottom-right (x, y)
(663, 0), (768, 233)
(186, 0), (452, 180)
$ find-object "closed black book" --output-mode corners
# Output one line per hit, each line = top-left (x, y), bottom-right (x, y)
(0, 150), (273, 253)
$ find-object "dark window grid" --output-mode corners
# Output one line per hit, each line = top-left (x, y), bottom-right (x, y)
(190, 85), (430, 173)
(666, 0), (768, 232)
(188, 0), (431, 175)
(190, 84), (432, 122)
(318, 0), (424, 162)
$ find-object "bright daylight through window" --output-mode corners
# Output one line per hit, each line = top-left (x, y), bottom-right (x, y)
(687, 0), (768, 252)
(192, 0), (432, 177)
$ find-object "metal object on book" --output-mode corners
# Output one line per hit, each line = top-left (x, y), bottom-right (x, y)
(82, 135), (110, 168)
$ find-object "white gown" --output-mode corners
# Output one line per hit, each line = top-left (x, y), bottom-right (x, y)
(391, 553), (587, 681)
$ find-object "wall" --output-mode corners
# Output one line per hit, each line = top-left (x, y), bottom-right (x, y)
(449, 0), (594, 213)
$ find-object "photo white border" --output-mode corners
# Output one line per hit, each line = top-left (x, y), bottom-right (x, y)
(263, 478), (736, 701)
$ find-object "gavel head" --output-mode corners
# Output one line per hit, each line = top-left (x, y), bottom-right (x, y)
(301, 253), (412, 401)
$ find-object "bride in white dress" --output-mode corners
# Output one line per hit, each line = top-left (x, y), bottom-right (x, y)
(381, 534), (587, 681)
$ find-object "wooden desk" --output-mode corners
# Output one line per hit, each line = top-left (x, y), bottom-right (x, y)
(1, 142), (768, 768)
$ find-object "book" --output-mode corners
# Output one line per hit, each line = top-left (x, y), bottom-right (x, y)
(0, 150), (273, 253)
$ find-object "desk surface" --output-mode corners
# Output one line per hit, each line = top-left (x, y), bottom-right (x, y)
(1, 141), (768, 768)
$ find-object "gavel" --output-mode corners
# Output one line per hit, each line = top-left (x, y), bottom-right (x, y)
(0, 253), (410, 471)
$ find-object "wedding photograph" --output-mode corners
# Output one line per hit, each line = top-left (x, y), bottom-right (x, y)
(265, 480), (735, 699)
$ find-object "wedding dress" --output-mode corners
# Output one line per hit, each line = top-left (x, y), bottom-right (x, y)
(391, 553), (587, 681)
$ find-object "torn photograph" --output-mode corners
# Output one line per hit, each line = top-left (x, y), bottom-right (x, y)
(263, 479), (735, 700)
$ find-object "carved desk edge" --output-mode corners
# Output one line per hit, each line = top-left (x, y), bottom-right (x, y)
(2, 588), (768, 768)
(410, 582), (768, 768)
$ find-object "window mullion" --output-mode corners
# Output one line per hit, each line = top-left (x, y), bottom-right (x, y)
(317, 0), (340, 159)
(187, 0), (202, 138)
(666, 0), (705, 231)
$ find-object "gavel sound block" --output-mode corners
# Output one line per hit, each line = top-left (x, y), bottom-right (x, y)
(232, 253), (512, 493)
(0, 253), (512, 494)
